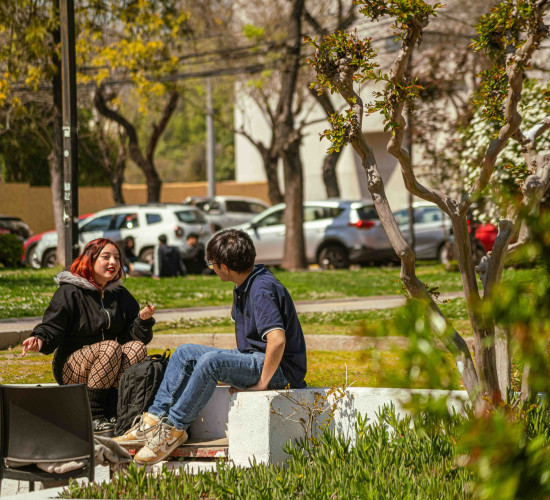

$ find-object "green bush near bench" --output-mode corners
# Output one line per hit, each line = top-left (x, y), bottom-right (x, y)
(60, 400), (550, 499)
(0, 233), (22, 268)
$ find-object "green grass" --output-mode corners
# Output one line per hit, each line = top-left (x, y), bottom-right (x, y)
(0, 344), (461, 389)
(0, 262), (540, 319)
(156, 297), (471, 337)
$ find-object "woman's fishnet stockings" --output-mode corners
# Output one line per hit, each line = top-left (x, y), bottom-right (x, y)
(62, 340), (147, 388)
(117, 340), (147, 385)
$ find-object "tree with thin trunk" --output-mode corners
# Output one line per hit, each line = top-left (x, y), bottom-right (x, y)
(0, 0), (67, 265)
(94, 85), (178, 202)
(308, 0), (550, 407)
(77, 0), (191, 202)
(235, 0), (357, 268)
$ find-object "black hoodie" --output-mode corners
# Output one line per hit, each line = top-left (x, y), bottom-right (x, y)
(32, 271), (154, 384)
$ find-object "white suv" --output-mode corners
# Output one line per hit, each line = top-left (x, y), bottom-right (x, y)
(32, 204), (213, 268)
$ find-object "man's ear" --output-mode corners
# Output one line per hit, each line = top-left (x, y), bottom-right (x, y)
(219, 263), (230, 274)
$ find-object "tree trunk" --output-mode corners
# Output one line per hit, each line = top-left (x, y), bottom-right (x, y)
(451, 215), (501, 401)
(322, 151), (341, 198)
(143, 164), (162, 202)
(281, 138), (306, 270)
(311, 89), (341, 198)
(263, 149), (283, 205)
(50, 17), (65, 268)
(274, 0), (306, 270)
(495, 325), (511, 399)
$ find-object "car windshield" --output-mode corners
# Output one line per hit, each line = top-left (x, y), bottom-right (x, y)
(356, 205), (378, 220)
(176, 210), (207, 224)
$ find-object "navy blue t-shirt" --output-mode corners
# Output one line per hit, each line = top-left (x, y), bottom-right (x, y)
(231, 265), (307, 388)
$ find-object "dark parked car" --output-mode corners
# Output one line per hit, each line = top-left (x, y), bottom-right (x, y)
(0, 215), (32, 242)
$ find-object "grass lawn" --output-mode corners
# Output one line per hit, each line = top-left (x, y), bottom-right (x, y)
(0, 344), (461, 389)
(0, 262), (541, 319)
(156, 297), (471, 337)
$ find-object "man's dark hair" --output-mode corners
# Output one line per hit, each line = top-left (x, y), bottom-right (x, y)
(159, 234), (168, 245)
(187, 233), (199, 240)
(206, 229), (256, 272)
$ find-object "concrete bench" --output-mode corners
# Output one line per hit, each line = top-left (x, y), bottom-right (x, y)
(184, 386), (469, 467)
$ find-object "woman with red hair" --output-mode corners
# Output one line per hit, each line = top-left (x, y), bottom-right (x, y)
(21, 238), (155, 436)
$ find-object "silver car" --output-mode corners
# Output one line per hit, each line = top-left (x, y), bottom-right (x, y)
(32, 203), (213, 268)
(232, 200), (394, 268)
(183, 196), (269, 231)
(393, 202), (452, 260)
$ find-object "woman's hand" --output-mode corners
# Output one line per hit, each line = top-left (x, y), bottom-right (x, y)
(139, 302), (155, 321)
(21, 336), (43, 357)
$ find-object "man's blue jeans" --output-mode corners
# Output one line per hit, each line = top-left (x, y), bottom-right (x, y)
(148, 343), (289, 430)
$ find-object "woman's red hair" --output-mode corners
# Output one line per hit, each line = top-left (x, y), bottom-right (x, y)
(70, 238), (124, 285)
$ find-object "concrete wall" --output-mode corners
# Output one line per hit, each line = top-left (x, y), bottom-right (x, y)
(227, 387), (469, 467)
(0, 181), (269, 234)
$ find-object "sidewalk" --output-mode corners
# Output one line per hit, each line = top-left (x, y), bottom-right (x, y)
(0, 292), (463, 350)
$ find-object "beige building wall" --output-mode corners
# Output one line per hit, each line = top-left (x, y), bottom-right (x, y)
(0, 181), (269, 234)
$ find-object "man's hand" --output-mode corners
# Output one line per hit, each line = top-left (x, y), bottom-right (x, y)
(229, 381), (268, 395)
(229, 330), (286, 395)
(21, 336), (43, 357)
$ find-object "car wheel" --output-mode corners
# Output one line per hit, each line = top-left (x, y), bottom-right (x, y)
(42, 248), (58, 268)
(139, 248), (154, 266)
(318, 245), (350, 270)
(438, 241), (455, 266)
(25, 243), (40, 268)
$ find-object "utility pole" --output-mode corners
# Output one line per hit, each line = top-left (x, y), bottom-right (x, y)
(205, 78), (216, 198)
(60, 0), (79, 266)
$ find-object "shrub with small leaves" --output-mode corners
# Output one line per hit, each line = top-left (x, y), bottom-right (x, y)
(0, 233), (22, 268)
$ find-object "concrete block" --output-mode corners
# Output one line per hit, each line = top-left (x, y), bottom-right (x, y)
(227, 387), (469, 467)
(189, 385), (231, 440)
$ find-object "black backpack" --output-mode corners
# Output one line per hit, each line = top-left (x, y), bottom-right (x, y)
(114, 350), (171, 436)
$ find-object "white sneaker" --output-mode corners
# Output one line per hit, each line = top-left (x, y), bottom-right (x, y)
(113, 412), (160, 446)
(134, 419), (188, 465)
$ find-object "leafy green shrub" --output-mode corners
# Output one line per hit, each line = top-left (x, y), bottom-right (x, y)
(0, 233), (22, 268)
(62, 405), (473, 500)
(61, 400), (550, 499)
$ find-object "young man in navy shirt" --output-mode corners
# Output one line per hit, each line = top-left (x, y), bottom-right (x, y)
(115, 229), (307, 465)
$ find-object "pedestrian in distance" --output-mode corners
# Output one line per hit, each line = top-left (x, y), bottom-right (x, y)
(122, 236), (153, 277)
(122, 236), (138, 274)
(21, 238), (156, 437)
(180, 232), (211, 275)
(114, 229), (307, 465)
(152, 234), (186, 278)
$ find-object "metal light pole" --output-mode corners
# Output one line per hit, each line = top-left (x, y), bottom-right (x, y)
(60, 0), (79, 266)
(205, 78), (216, 198)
